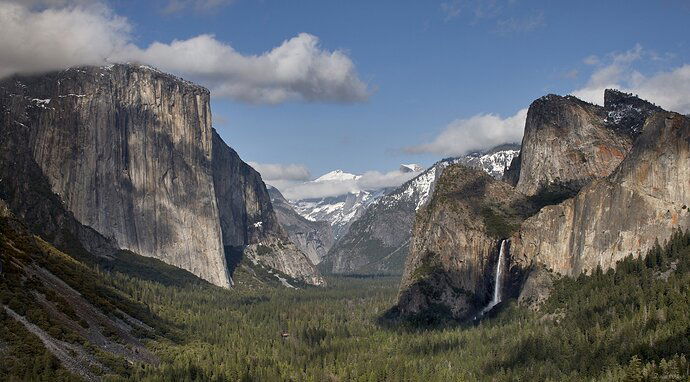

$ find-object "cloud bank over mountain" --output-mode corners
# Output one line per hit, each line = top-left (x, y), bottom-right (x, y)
(0, 1), (370, 104)
(254, 165), (423, 201)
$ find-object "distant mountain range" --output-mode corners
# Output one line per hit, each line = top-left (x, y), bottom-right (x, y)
(267, 147), (519, 273)
(318, 144), (520, 275)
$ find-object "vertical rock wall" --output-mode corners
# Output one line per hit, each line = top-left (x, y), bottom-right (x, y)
(1, 65), (230, 287)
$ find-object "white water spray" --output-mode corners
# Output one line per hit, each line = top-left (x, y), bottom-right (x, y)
(480, 239), (507, 316)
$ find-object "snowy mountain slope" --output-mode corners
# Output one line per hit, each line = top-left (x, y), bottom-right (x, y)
(267, 186), (334, 265)
(314, 170), (361, 182)
(320, 144), (520, 275)
(293, 188), (390, 240)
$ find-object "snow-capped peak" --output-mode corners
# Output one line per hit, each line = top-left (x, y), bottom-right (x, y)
(314, 169), (360, 182)
(399, 164), (423, 173)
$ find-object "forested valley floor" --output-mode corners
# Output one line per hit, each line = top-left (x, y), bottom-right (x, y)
(2, 213), (689, 381)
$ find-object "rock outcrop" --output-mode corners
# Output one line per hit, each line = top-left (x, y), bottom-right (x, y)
(390, 165), (520, 320)
(505, 94), (634, 196)
(603, 89), (664, 136)
(393, 90), (686, 320)
(0, 65), (230, 287)
(510, 112), (690, 276)
(212, 130), (323, 285)
(267, 186), (334, 265)
(0, 64), (322, 287)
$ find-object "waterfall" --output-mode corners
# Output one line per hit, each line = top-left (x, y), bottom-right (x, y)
(479, 239), (507, 316)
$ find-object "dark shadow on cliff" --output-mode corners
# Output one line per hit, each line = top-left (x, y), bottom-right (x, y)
(224, 245), (244, 276)
(377, 259), (488, 330)
(0, 119), (209, 290)
(510, 180), (582, 219)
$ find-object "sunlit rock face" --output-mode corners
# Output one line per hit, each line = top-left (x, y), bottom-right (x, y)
(505, 94), (633, 196)
(505, 90), (664, 197)
(511, 112), (690, 276)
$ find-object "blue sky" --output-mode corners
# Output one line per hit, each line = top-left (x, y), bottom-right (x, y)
(2, 0), (689, 197)
(108, 0), (690, 175)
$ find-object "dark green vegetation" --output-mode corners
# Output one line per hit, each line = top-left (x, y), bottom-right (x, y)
(2, 201), (690, 381)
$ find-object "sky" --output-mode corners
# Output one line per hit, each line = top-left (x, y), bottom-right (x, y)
(1, 0), (689, 199)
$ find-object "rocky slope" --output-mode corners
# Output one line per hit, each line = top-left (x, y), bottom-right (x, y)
(267, 186), (334, 265)
(321, 145), (519, 275)
(293, 187), (391, 240)
(0, 200), (168, 380)
(511, 112), (690, 277)
(0, 64), (321, 287)
(503, 90), (660, 196)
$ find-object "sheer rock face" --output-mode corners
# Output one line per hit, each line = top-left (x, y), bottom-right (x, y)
(212, 130), (284, 247)
(267, 186), (334, 265)
(506, 94), (633, 195)
(212, 135), (323, 285)
(393, 165), (515, 320)
(511, 112), (690, 276)
(0, 65), (230, 287)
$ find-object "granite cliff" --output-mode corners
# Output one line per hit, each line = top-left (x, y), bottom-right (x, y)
(0, 64), (321, 287)
(511, 111), (690, 277)
(212, 130), (322, 285)
(391, 90), (686, 321)
(389, 164), (520, 321)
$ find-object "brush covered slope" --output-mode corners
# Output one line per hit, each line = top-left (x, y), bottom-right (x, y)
(321, 145), (519, 276)
(0, 64), (321, 287)
(0, 200), (168, 381)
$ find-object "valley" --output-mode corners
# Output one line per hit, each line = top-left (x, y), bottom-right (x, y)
(1, 64), (688, 381)
(3, 211), (688, 380)
(1, 4), (689, 377)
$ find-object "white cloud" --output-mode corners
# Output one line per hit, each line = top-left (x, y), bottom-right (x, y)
(162, 0), (236, 14)
(116, 33), (370, 104)
(249, 162), (311, 182)
(570, 44), (690, 113)
(267, 167), (423, 201)
(0, 2), (370, 104)
(404, 109), (527, 157)
(0, 1), (130, 78)
(494, 11), (545, 34)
